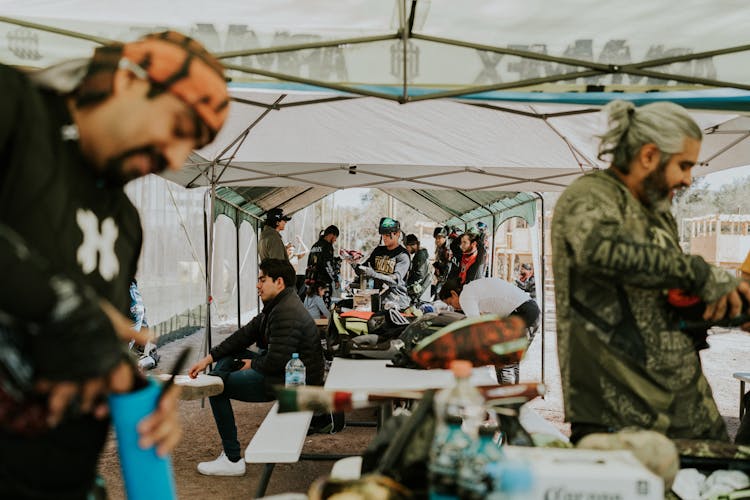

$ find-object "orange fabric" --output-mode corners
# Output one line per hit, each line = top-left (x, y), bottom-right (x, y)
(741, 252), (750, 275)
(78, 31), (228, 144)
(122, 33), (229, 139)
(458, 250), (478, 284)
(340, 310), (374, 320)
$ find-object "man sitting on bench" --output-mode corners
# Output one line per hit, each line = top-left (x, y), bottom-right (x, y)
(189, 258), (325, 476)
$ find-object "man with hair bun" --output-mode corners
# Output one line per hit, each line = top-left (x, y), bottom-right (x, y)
(552, 100), (750, 443)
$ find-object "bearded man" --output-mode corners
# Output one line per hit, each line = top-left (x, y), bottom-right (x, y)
(552, 100), (750, 443)
(0, 31), (228, 498)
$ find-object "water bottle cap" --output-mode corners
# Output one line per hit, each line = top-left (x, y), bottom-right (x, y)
(292, 353), (299, 359)
(445, 415), (463, 426)
(449, 360), (472, 378)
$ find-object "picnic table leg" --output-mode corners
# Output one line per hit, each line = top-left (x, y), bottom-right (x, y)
(741, 381), (746, 420)
(255, 463), (275, 498)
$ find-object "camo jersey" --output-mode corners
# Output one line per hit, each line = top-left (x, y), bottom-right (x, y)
(552, 169), (737, 440)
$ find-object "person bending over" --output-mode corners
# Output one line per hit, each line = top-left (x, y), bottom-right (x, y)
(440, 277), (539, 385)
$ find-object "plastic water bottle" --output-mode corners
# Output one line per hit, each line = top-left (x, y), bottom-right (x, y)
(434, 360), (485, 434)
(429, 360), (485, 500)
(285, 353), (306, 387)
(457, 423), (504, 500)
(429, 415), (471, 500)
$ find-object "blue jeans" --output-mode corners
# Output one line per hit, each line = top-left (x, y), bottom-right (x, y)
(209, 351), (273, 461)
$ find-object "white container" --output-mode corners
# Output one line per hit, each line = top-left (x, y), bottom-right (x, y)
(501, 446), (663, 500)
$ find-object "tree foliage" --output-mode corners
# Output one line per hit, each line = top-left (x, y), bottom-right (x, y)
(673, 175), (750, 225)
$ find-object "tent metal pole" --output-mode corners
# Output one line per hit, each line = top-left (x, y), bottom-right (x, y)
(223, 63), (401, 102)
(202, 193), (209, 358)
(0, 16), (113, 44)
(215, 33), (399, 59)
(491, 214), (496, 277)
(401, 0), (408, 102)
(535, 192), (546, 392)
(412, 32), (613, 71)
(408, 69), (604, 101)
(236, 214), (241, 330)
(256, 219), (261, 313)
(205, 181), (216, 358)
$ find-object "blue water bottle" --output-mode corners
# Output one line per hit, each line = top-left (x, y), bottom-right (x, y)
(457, 423), (504, 499)
(108, 378), (176, 500)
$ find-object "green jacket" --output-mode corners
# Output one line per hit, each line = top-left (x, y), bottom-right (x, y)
(258, 225), (288, 262)
(552, 169), (737, 440)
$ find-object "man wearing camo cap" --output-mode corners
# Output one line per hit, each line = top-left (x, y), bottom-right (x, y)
(0, 31), (228, 497)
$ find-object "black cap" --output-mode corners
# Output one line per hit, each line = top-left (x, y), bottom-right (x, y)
(433, 227), (447, 238)
(521, 263), (532, 271)
(266, 208), (291, 225)
(405, 234), (419, 246)
(378, 217), (400, 235)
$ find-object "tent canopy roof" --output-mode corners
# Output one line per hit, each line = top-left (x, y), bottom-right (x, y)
(2, 0), (750, 98)
(213, 185), (537, 228)
(3, 1), (750, 225)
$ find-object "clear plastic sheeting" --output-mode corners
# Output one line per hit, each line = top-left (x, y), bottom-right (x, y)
(238, 221), (258, 324)
(124, 175), (207, 336)
(211, 215), (240, 326)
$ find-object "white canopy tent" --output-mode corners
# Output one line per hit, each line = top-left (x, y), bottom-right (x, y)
(3, 0), (750, 385)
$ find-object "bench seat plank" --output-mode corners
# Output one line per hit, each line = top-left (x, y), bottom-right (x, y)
(245, 402), (313, 463)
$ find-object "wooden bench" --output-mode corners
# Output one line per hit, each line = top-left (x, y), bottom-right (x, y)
(244, 402), (354, 497)
(734, 372), (750, 419)
(244, 402), (313, 498)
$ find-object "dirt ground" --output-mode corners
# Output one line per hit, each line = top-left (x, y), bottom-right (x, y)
(97, 323), (750, 499)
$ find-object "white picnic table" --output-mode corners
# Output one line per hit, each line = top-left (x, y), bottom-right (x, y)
(323, 358), (498, 392)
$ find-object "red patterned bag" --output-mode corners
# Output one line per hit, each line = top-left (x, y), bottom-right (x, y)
(410, 315), (528, 369)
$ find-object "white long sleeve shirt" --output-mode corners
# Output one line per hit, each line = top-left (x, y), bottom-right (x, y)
(459, 278), (531, 317)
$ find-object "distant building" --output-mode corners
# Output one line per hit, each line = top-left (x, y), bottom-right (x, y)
(681, 214), (750, 273)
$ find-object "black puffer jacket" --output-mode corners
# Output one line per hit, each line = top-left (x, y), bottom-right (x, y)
(210, 287), (325, 393)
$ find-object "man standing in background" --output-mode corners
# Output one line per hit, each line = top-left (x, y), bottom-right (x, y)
(432, 226), (452, 297)
(259, 207), (291, 261)
(305, 225), (340, 307)
(405, 233), (433, 304)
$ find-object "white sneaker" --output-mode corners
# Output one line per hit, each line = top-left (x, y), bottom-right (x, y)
(197, 452), (246, 476)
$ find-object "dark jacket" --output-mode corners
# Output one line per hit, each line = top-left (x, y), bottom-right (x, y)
(305, 236), (337, 286)
(448, 245), (486, 285)
(210, 287), (325, 393)
(0, 65), (139, 498)
(407, 248), (433, 303)
(258, 225), (287, 261)
(432, 242), (452, 283)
